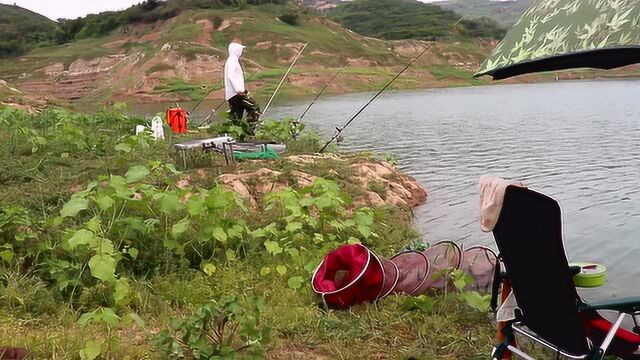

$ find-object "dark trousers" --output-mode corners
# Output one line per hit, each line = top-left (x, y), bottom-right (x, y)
(228, 93), (262, 135)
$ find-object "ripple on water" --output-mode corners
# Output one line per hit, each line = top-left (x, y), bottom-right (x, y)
(267, 80), (640, 299)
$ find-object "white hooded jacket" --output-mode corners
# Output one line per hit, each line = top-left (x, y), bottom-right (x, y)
(224, 42), (246, 100)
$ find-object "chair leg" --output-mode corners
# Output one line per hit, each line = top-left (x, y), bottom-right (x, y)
(589, 312), (626, 360)
(494, 322), (518, 360)
(507, 345), (536, 360)
(495, 280), (516, 359)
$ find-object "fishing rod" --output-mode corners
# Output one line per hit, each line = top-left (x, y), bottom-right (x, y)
(189, 86), (217, 115)
(193, 71), (258, 127)
(296, 66), (345, 123)
(261, 42), (308, 118)
(318, 44), (432, 153)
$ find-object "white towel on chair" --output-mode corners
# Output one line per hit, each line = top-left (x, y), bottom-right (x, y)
(496, 290), (518, 322)
(479, 176), (526, 232)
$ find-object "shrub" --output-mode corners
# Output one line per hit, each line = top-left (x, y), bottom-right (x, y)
(278, 11), (300, 26)
(155, 296), (270, 359)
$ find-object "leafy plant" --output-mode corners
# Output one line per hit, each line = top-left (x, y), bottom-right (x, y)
(155, 296), (270, 359)
(255, 178), (377, 289)
(255, 118), (304, 143)
(452, 269), (491, 313)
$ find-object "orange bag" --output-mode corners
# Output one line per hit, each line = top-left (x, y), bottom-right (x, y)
(166, 108), (188, 134)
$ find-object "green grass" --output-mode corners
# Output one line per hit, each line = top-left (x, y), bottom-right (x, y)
(175, 43), (224, 60)
(28, 38), (113, 60)
(428, 64), (488, 86)
(163, 23), (205, 43)
(0, 106), (500, 359)
(151, 78), (208, 100)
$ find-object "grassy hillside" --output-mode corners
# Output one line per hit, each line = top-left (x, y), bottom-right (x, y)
(0, 4), (496, 107)
(0, 4), (57, 57)
(437, 0), (534, 28)
(329, 0), (506, 40)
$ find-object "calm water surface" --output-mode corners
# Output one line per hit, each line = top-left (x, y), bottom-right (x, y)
(137, 80), (640, 301)
(267, 80), (640, 301)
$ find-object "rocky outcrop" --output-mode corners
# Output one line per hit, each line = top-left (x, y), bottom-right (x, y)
(349, 162), (427, 208)
(21, 53), (145, 101)
(0, 79), (49, 113)
(216, 157), (427, 209)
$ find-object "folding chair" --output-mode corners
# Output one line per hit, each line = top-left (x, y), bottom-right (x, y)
(491, 186), (640, 360)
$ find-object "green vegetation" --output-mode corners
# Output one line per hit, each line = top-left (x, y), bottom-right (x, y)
(428, 64), (487, 86)
(0, 0), (499, 105)
(0, 106), (498, 358)
(329, 0), (506, 40)
(23, 0), (289, 52)
(152, 78), (208, 100)
(278, 9), (301, 26)
(438, 0), (534, 28)
(0, 4), (57, 57)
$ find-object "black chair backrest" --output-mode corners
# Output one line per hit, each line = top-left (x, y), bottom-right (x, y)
(493, 186), (589, 356)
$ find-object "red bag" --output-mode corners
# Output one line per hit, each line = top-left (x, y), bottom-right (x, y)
(312, 244), (385, 309)
(166, 107), (187, 134)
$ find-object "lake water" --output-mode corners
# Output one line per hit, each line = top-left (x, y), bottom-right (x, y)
(140, 80), (640, 301)
(270, 80), (640, 302)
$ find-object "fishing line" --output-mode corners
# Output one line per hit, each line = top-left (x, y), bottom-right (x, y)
(318, 44), (432, 153)
(261, 42), (308, 118)
(296, 65), (345, 123)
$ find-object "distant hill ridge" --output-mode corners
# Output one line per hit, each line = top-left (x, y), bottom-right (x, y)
(328, 0), (506, 40)
(436, 0), (535, 27)
(0, 3), (57, 56)
(0, 3), (500, 106)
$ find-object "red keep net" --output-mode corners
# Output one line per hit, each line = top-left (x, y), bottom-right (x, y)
(422, 241), (463, 290)
(379, 256), (399, 300)
(312, 244), (384, 309)
(391, 251), (430, 296)
(460, 246), (498, 293)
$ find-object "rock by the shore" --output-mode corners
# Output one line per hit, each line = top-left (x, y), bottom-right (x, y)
(217, 155), (427, 209)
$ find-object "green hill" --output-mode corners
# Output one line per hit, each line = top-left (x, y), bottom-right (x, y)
(328, 0), (506, 41)
(437, 0), (534, 28)
(0, 4), (498, 107)
(0, 4), (57, 57)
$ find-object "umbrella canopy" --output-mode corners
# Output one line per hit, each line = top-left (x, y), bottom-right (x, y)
(476, 0), (640, 80)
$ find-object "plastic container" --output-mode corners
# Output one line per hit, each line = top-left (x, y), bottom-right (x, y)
(570, 262), (607, 288)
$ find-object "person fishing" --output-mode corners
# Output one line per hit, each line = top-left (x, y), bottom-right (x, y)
(224, 41), (262, 135)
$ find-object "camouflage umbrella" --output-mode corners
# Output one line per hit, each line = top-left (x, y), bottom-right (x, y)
(476, 0), (640, 80)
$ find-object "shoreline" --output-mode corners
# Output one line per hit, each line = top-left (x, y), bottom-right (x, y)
(0, 106), (502, 359)
(111, 69), (640, 109)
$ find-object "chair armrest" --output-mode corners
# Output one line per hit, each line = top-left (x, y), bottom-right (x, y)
(580, 297), (640, 313)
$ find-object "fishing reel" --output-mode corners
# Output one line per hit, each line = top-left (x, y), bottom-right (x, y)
(333, 126), (344, 143)
(289, 120), (302, 140)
